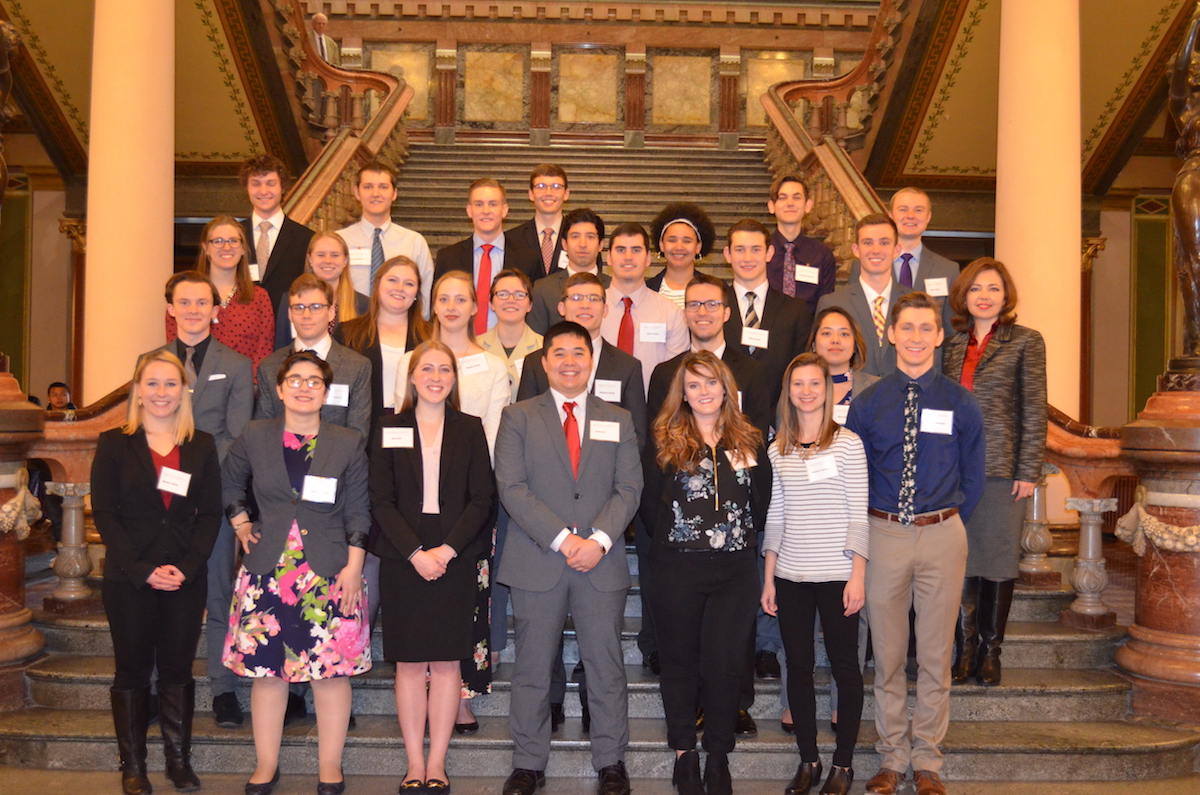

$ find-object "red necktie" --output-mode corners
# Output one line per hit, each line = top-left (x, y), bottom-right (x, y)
(563, 401), (580, 477)
(618, 296), (635, 355)
(475, 244), (493, 335)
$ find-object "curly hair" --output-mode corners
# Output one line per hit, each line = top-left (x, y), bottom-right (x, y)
(650, 203), (716, 258)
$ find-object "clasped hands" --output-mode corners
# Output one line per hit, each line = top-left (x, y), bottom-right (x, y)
(559, 532), (604, 572)
(147, 565), (185, 591)
(411, 544), (455, 581)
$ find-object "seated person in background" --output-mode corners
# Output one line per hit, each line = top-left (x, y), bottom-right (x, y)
(46, 382), (76, 410)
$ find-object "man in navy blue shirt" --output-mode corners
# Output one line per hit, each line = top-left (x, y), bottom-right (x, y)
(846, 292), (984, 795)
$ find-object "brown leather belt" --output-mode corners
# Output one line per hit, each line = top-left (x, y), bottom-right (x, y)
(868, 507), (959, 527)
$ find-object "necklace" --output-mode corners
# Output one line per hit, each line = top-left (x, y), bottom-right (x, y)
(220, 285), (237, 309)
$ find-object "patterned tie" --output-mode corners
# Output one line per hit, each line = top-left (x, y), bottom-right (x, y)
(563, 401), (580, 478)
(184, 346), (197, 391)
(256, 221), (272, 277)
(618, 296), (635, 355)
(475, 244), (494, 335)
(744, 291), (759, 329)
(370, 227), (385, 286)
(899, 253), (914, 289)
(541, 228), (554, 274)
(899, 381), (919, 525)
(872, 295), (886, 344)
(782, 242), (797, 297)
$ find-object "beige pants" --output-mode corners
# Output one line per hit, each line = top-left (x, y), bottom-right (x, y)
(865, 511), (967, 773)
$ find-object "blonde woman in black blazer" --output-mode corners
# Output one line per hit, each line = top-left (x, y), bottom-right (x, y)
(91, 350), (222, 795)
(369, 340), (496, 794)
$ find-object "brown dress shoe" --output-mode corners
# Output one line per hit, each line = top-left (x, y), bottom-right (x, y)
(865, 768), (906, 795)
(914, 770), (948, 795)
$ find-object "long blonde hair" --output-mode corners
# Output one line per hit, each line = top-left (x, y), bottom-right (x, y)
(196, 216), (256, 304)
(124, 350), (196, 445)
(306, 232), (359, 324)
(774, 353), (838, 456)
(398, 340), (462, 413)
(431, 271), (479, 342)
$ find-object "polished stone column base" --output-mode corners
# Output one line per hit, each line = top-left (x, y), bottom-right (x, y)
(1118, 622), (1200, 721)
(1060, 608), (1117, 629)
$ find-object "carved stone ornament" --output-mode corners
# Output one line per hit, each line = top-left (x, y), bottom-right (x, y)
(1117, 501), (1200, 556)
(0, 468), (41, 540)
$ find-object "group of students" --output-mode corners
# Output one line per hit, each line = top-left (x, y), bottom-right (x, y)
(90, 156), (1047, 795)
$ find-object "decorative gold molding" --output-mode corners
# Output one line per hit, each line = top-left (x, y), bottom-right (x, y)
(58, 217), (84, 254)
(1082, 237), (1107, 273)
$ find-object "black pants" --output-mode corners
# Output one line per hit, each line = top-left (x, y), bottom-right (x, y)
(775, 577), (863, 768)
(102, 571), (207, 691)
(649, 547), (758, 754)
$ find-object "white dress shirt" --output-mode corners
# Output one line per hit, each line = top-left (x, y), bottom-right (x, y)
(600, 283), (689, 392)
(294, 333), (333, 360)
(732, 280), (768, 326)
(336, 218), (434, 318)
(536, 214), (565, 271)
(546, 387), (613, 554)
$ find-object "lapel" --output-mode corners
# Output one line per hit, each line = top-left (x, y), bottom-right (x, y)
(760, 288), (783, 330)
(130, 428), (162, 507)
(575, 395), (601, 478)
(393, 410), (425, 498)
(518, 325), (542, 356)
(594, 340), (617, 385)
(264, 418), (296, 498)
(306, 420), (335, 483)
(190, 338), (220, 407)
(536, 392), (576, 479)
(436, 410), (460, 493)
(324, 340), (344, 376)
(847, 281), (883, 352)
(260, 217), (288, 283)
(167, 437), (200, 519)
(977, 323), (1010, 371)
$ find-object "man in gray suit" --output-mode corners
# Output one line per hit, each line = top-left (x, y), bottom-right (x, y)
(890, 187), (960, 327)
(495, 322), (642, 795)
(145, 271), (254, 727)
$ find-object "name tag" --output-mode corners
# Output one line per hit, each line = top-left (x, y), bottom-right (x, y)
(594, 378), (622, 402)
(725, 450), (757, 470)
(924, 277), (949, 297)
(832, 404), (849, 424)
(590, 420), (620, 442)
(639, 322), (667, 343)
(349, 248), (372, 267)
(557, 249), (570, 271)
(208, 373), (226, 381)
(458, 352), (490, 376)
(806, 454), (838, 482)
(382, 427), (414, 448)
(741, 327), (770, 349)
(514, 358), (525, 377)
(920, 408), (954, 435)
(795, 265), (820, 285)
(302, 475), (338, 503)
(326, 383), (350, 407)
(157, 466), (191, 497)
(248, 264), (261, 282)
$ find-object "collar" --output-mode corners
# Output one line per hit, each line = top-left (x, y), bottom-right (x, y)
(176, 333), (212, 354)
(888, 364), (939, 391)
(859, 276), (893, 304)
(536, 215), (563, 237)
(362, 217), (392, 235)
(896, 241), (924, 264)
(473, 232), (505, 252)
(733, 280), (768, 301)
(252, 209), (285, 229)
(567, 262), (599, 276)
(549, 386), (588, 410)
(295, 334), (333, 360)
(608, 282), (648, 306)
(693, 341), (727, 359)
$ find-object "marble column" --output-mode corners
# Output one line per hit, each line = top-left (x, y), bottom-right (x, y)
(994, 0), (1081, 416)
(530, 44), (551, 147)
(435, 42), (457, 145)
(59, 219), (86, 402)
(83, 0), (174, 404)
(718, 47), (740, 150)
(624, 47), (646, 148)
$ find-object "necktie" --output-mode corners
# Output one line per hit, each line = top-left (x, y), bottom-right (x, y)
(256, 221), (271, 275)
(328, 301), (338, 337)
(370, 227), (385, 286)
(744, 291), (759, 329)
(618, 296), (635, 355)
(782, 242), (797, 297)
(318, 34), (327, 61)
(475, 244), (494, 335)
(541, 228), (554, 274)
(899, 253), (914, 289)
(872, 295), (886, 344)
(899, 381), (919, 525)
(184, 346), (197, 391)
(563, 401), (580, 478)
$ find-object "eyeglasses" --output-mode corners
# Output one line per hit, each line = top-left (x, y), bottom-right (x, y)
(283, 375), (326, 389)
(207, 237), (242, 248)
(532, 182), (566, 192)
(564, 293), (604, 304)
(493, 290), (529, 301)
(289, 302), (331, 315)
(685, 300), (726, 313)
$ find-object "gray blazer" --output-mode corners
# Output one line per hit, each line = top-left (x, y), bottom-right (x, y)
(255, 340), (373, 439)
(494, 392), (642, 593)
(816, 279), (910, 378)
(223, 418), (370, 579)
(527, 269), (611, 335)
(942, 323), (1047, 482)
(847, 241), (960, 331)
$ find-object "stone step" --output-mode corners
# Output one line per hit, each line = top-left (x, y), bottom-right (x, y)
(1, 708), (1195, 782)
(401, 144), (769, 163)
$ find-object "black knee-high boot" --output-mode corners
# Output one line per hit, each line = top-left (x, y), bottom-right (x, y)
(111, 687), (153, 795)
(159, 682), (201, 792)
(951, 577), (981, 684)
(976, 579), (1015, 686)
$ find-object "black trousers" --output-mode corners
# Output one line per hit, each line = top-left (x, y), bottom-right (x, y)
(649, 547), (758, 754)
(102, 570), (207, 691)
(775, 577), (863, 768)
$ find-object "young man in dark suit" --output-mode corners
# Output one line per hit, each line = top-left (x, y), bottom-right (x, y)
(508, 164), (571, 278)
(528, 208), (610, 334)
(239, 154), (314, 314)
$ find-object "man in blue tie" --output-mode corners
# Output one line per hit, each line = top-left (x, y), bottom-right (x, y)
(888, 187), (960, 329)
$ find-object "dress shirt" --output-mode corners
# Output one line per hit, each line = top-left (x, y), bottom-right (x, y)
(845, 367), (985, 521)
(251, 209), (285, 264)
(895, 242), (926, 284)
(174, 335), (212, 381)
(546, 387), (614, 554)
(337, 218), (435, 316)
(472, 232), (505, 329)
(420, 420), (443, 514)
(380, 341), (406, 409)
(767, 229), (837, 313)
(600, 283), (689, 390)
(536, 215), (561, 260)
(732, 280), (768, 326)
(294, 333), (333, 360)
(694, 342), (727, 358)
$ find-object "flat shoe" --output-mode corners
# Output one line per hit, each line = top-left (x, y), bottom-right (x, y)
(425, 778), (451, 795)
(399, 779), (424, 793)
(245, 768), (281, 795)
(317, 782), (346, 795)
(453, 720), (479, 735)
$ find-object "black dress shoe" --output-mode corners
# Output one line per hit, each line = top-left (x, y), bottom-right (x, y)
(704, 752), (732, 795)
(755, 650), (782, 679)
(398, 779), (424, 793)
(672, 750), (704, 795)
(283, 692), (308, 727)
(818, 765), (853, 795)
(734, 709), (757, 736)
(784, 760), (822, 795)
(425, 777), (451, 795)
(502, 769), (545, 795)
(550, 702), (566, 733)
(643, 651), (661, 676)
(317, 780), (346, 795)
(245, 768), (280, 795)
(597, 761), (631, 795)
(213, 692), (244, 729)
(453, 720), (479, 735)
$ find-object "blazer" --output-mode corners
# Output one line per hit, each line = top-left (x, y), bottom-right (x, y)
(508, 217), (567, 279)
(848, 241), (960, 330)
(274, 290), (369, 351)
(255, 339), (373, 439)
(646, 345), (772, 439)
(494, 393), (642, 593)
(242, 215), (314, 315)
(942, 323), (1048, 482)
(90, 428), (223, 586)
(141, 338), (254, 462)
(223, 418), (370, 579)
(433, 232), (545, 286)
(816, 279), (911, 378)
(368, 407), (496, 562)
(527, 269), (612, 335)
(479, 324), (543, 404)
(723, 285), (813, 411)
(333, 318), (425, 427)
(516, 338), (648, 450)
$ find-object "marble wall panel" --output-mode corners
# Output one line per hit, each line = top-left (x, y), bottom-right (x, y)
(650, 55), (712, 127)
(743, 52), (808, 127)
(369, 48), (432, 122)
(464, 51), (525, 123)
(558, 53), (619, 124)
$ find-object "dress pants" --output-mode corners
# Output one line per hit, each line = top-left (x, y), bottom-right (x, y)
(103, 571), (207, 691)
(865, 512), (967, 774)
(205, 517), (238, 697)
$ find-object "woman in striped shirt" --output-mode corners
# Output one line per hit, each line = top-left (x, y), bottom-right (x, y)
(761, 353), (869, 795)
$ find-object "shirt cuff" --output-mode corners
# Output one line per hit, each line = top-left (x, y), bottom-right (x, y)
(549, 528), (571, 553)
(589, 530), (613, 553)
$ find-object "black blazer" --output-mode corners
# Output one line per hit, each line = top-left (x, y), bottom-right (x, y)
(433, 232), (544, 286)
(90, 428), (223, 586)
(334, 317), (425, 427)
(368, 407), (496, 562)
(723, 286), (813, 413)
(508, 217), (565, 279)
(646, 345), (772, 439)
(243, 215), (314, 314)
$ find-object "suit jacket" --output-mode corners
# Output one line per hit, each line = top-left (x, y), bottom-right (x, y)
(646, 346), (771, 439)
(368, 407), (496, 562)
(142, 338), (253, 462)
(816, 280), (911, 378)
(223, 418), (370, 579)
(254, 340), (373, 439)
(333, 318), (424, 427)
(942, 323), (1047, 482)
(313, 33), (341, 67)
(723, 286), (813, 412)
(516, 339), (648, 450)
(90, 428), (222, 586)
(242, 215), (314, 315)
(848, 241), (960, 330)
(274, 290), (369, 351)
(508, 217), (566, 279)
(527, 268), (612, 335)
(494, 393), (642, 592)
(433, 232), (544, 286)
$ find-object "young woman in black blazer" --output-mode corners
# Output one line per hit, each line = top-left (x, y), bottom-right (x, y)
(369, 341), (496, 794)
(91, 350), (222, 795)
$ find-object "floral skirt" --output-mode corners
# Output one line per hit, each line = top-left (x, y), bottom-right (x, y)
(223, 522), (371, 682)
(461, 550), (493, 699)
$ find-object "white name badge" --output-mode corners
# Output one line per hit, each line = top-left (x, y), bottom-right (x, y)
(924, 277), (949, 297)
(594, 378), (622, 402)
(832, 404), (850, 424)
(248, 264), (261, 282)
(382, 427), (414, 448)
(589, 420), (621, 442)
(806, 454), (839, 482)
(326, 383), (350, 407)
(349, 248), (372, 267)
(302, 475), (338, 503)
(208, 373), (226, 381)
(725, 450), (757, 470)
(557, 249), (570, 271)
(157, 466), (192, 497)
(741, 327), (770, 349)
(795, 265), (820, 285)
(639, 322), (667, 343)
(920, 408), (954, 435)
(458, 352), (490, 376)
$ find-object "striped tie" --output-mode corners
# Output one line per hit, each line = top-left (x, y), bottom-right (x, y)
(370, 227), (385, 286)
(872, 295), (886, 344)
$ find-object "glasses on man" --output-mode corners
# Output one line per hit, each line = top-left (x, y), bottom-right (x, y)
(289, 302), (331, 315)
(283, 375), (326, 389)
(684, 300), (726, 313)
(532, 182), (566, 192)
(563, 293), (604, 304)
(493, 290), (529, 301)
(207, 237), (242, 248)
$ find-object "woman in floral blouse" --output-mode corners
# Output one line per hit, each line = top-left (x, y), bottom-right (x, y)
(639, 350), (771, 795)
